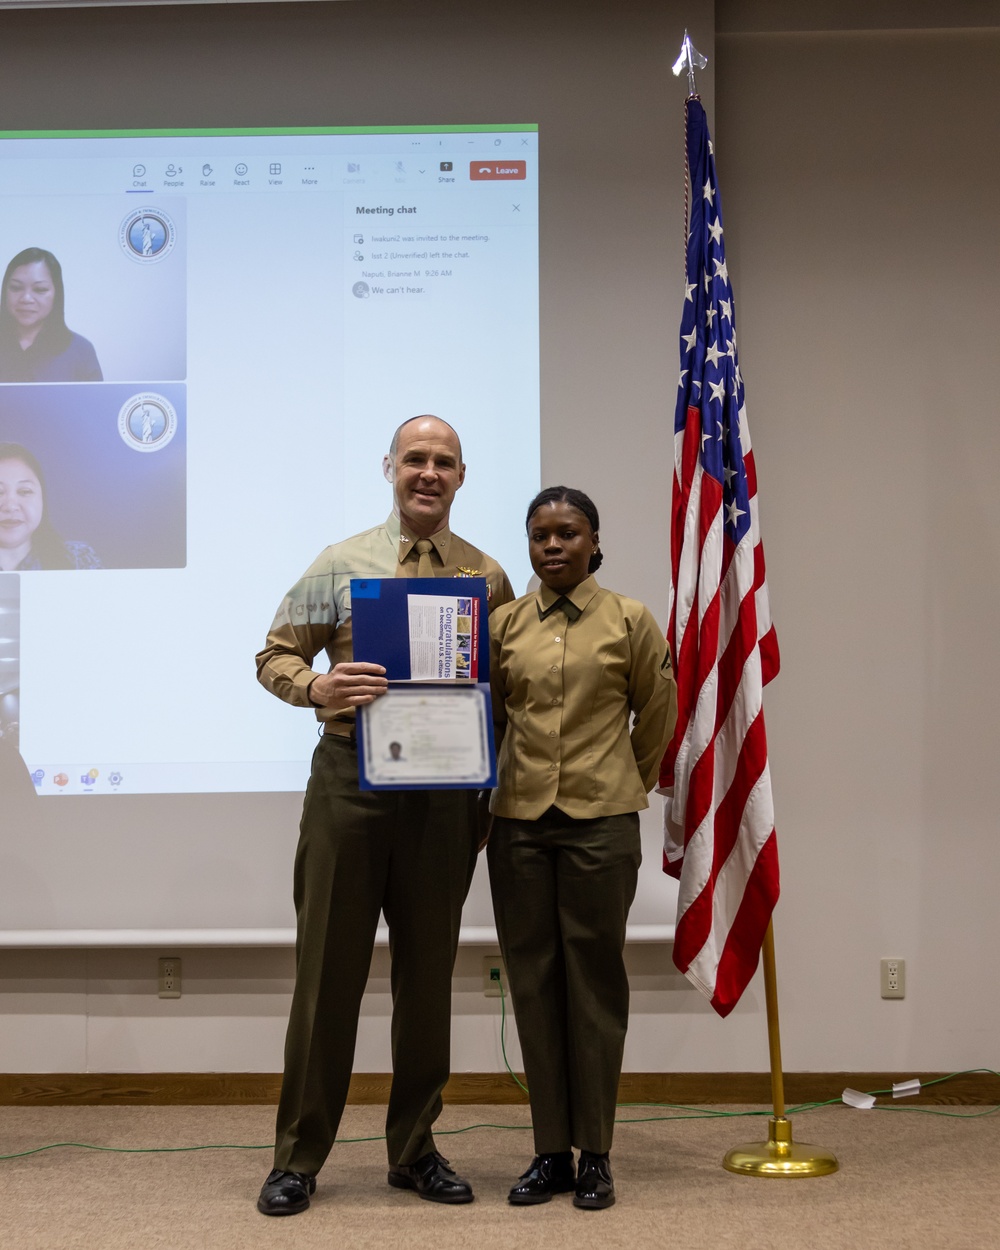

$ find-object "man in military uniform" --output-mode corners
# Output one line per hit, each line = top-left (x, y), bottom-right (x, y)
(255, 415), (513, 1215)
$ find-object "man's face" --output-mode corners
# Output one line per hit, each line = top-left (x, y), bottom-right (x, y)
(384, 418), (465, 536)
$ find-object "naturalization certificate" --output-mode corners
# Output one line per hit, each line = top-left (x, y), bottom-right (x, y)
(357, 685), (496, 790)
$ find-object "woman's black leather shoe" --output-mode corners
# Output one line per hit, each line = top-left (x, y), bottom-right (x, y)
(508, 1152), (576, 1205)
(573, 1150), (615, 1209)
(387, 1151), (474, 1204)
(256, 1168), (316, 1215)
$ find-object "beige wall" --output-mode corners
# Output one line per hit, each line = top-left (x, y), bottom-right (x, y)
(2, 5), (999, 1076)
(714, 18), (1000, 1069)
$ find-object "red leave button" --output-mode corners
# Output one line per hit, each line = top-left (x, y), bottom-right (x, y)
(470, 160), (527, 180)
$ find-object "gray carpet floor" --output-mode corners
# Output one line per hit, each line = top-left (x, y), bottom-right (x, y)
(2, 1102), (998, 1249)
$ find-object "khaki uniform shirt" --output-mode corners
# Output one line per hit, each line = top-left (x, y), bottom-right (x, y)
(490, 575), (677, 820)
(256, 513), (514, 724)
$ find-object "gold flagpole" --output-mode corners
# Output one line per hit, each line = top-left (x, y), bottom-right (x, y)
(722, 920), (839, 1177)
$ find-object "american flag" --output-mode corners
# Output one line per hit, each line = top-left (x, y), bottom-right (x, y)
(660, 97), (781, 1018)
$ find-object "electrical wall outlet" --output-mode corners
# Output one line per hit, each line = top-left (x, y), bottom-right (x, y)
(482, 955), (508, 998)
(158, 956), (182, 999)
(880, 957), (905, 999)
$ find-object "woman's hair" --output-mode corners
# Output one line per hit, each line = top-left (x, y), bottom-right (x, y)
(525, 485), (604, 573)
(0, 247), (70, 350)
(0, 442), (72, 569)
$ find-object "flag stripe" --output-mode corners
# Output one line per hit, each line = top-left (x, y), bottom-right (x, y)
(710, 832), (780, 1016)
(678, 717), (772, 1005)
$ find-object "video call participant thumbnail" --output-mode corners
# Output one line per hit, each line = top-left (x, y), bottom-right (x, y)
(0, 443), (101, 570)
(0, 248), (103, 383)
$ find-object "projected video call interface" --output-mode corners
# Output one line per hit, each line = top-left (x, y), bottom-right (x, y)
(0, 127), (539, 794)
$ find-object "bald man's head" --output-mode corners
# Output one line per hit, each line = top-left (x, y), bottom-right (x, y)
(388, 414), (463, 462)
(383, 415), (466, 538)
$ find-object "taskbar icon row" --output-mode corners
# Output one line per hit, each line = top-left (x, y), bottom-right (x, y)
(29, 767), (126, 794)
(23, 759), (315, 794)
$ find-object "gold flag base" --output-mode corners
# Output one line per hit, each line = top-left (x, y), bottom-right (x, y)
(723, 1116), (839, 1178)
(722, 923), (839, 1178)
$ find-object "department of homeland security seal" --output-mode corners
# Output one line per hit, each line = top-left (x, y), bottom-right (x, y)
(119, 207), (176, 263)
(118, 393), (178, 452)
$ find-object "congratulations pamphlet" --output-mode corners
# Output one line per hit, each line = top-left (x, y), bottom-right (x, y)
(406, 592), (479, 680)
(350, 576), (488, 682)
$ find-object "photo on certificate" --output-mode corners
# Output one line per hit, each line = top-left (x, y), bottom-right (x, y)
(357, 684), (496, 790)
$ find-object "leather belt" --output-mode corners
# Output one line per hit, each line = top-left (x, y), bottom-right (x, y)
(323, 720), (357, 741)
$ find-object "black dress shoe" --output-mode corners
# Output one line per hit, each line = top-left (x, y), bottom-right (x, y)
(573, 1150), (615, 1210)
(256, 1168), (316, 1215)
(388, 1151), (474, 1204)
(508, 1152), (576, 1205)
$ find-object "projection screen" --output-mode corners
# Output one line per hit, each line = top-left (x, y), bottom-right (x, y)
(0, 0), (695, 942)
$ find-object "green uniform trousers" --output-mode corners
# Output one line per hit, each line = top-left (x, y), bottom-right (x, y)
(273, 734), (479, 1174)
(488, 808), (640, 1156)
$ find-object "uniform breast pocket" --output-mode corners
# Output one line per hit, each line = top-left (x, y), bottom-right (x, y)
(584, 635), (631, 695)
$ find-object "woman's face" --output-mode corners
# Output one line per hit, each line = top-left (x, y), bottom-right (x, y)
(0, 458), (44, 552)
(527, 500), (598, 594)
(5, 261), (56, 330)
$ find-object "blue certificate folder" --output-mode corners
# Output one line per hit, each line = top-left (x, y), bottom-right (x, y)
(351, 577), (496, 790)
(350, 577), (491, 681)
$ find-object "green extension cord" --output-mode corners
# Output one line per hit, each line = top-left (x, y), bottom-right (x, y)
(2, 981), (996, 1162)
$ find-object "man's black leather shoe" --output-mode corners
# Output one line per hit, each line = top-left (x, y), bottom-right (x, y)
(256, 1168), (316, 1215)
(387, 1151), (474, 1204)
(508, 1152), (576, 1205)
(573, 1150), (615, 1210)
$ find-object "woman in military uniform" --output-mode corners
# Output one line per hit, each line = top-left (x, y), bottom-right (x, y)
(488, 486), (677, 1211)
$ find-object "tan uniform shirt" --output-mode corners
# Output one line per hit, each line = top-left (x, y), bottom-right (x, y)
(256, 512), (514, 724)
(490, 575), (677, 820)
